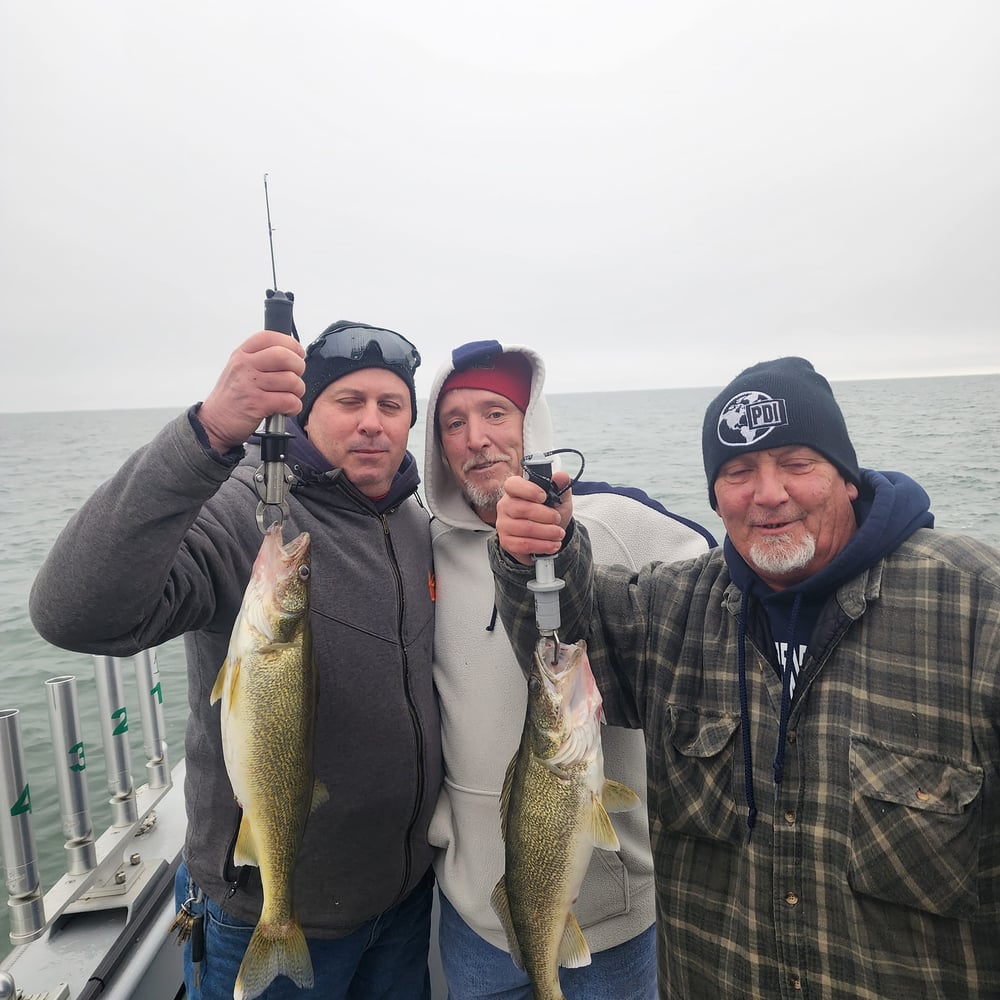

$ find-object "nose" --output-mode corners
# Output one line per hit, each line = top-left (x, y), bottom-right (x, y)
(752, 463), (789, 506)
(356, 402), (384, 435)
(465, 413), (493, 451)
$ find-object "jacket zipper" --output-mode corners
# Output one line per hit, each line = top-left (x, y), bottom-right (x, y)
(381, 512), (427, 904)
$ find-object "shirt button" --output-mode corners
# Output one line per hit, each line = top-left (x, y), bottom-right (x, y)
(785, 891), (799, 906)
(784, 810), (796, 824)
(787, 730), (797, 744)
(791, 976), (802, 990)
(915, 788), (931, 802)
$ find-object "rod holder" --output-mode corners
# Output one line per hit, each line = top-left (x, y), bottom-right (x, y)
(92, 656), (138, 827)
(132, 650), (170, 789)
(0, 709), (46, 943)
(45, 676), (98, 875)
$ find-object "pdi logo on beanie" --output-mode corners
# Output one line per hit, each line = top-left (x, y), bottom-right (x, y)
(717, 390), (788, 447)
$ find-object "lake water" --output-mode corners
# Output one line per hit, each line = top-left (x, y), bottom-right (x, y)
(1, 372), (998, 945)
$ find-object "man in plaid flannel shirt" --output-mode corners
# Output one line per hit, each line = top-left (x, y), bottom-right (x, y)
(488, 357), (1000, 999)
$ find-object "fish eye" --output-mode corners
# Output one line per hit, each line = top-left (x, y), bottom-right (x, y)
(528, 676), (541, 693)
(298, 566), (310, 580)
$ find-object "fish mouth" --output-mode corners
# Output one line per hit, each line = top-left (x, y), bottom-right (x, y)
(535, 640), (588, 705)
(259, 523), (309, 566)
(282, 531), (309, 556)
(282, 531), (311, 559)
(536, 638), (572, 678)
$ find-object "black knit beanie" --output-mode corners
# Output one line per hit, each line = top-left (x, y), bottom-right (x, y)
(299, 320), (420, 428)
(701, 356), (860, 509)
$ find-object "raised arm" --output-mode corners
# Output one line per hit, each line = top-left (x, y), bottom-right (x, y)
(29, 330), (305, 656)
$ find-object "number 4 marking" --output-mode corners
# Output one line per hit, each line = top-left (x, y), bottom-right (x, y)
(11, 784), (31, 816)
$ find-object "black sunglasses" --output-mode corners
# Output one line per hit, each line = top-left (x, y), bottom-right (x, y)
(306, 326), (421, 375)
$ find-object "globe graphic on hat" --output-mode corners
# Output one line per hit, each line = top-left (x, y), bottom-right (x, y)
(717, 390), (780, 446)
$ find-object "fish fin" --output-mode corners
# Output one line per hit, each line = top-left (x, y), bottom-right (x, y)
(309, 780), (329, 815)
(591, 796), (621, 852)
(498, 753), (517, 842)
(489, 877), (525, 971)
(601, 778), (641, 813)
(233, 814), (258, 868)
(558, 912), (592, 969)
(209, 658), (234, 706)
(233, 917), (313, 1000)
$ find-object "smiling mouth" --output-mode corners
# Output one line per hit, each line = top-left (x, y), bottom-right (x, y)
(753, 520), (797, 531)
(466, 456), (507, 473)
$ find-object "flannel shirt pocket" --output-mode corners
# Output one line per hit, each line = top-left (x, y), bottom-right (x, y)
(848, 735), (984, 917)
(661, 707), (743, 844)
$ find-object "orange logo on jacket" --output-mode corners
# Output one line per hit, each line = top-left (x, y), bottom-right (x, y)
(428, 570), (436, 602)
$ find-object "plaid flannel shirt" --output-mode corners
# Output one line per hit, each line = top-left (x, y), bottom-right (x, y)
(490, 524), (1000, 999)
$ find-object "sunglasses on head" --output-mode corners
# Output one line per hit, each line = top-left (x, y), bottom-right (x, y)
(306, 326), (421, 375)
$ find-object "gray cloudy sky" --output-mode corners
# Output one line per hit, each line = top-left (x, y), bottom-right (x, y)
(3, 1), (998, 413)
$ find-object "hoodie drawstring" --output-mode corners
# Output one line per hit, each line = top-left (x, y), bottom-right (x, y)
(736, 588), (757, 839)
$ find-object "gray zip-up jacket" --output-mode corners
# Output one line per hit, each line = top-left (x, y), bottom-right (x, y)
(30, 408), (440, 936)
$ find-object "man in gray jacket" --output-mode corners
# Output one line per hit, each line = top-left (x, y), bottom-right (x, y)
(423, 340), (714, 998)
(30, 321), (441, 999)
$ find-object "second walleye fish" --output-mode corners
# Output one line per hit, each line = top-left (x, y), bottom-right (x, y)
(491, 637), (641, 1000)
(210, 523), (327, 1000)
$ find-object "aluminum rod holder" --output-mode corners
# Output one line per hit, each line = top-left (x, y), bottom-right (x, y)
(132, 650), (170, 789)
(0, 709), (45, 942)
(92, 656), (138, 827)
(45, 676), (98, 874)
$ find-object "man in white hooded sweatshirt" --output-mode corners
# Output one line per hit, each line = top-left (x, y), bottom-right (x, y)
(424, 340), (715, 998)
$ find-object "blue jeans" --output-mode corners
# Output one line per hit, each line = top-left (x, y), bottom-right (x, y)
(437, 891), (657, 1000)
(175, 860), (432, 999)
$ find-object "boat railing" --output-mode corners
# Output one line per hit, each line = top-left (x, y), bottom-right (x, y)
(0, 650), (177, 949)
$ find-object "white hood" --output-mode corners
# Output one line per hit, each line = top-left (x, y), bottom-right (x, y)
(423, 340), (711, 954)
(423, 342), (555, 529)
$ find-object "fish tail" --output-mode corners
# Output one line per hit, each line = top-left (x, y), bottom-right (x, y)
(233, 918), (313, 1000)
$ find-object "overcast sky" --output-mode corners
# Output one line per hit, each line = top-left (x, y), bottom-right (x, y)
(3, 2), (998, 413)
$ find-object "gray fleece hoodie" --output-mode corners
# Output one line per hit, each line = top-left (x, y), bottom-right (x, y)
(423, 342), (715, 954)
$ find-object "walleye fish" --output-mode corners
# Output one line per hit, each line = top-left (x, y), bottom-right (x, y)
(209, 523), (325, 1000)
(491, 637), (641, 1000)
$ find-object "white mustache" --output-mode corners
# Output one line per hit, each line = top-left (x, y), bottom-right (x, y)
(463, 452), (509, 473)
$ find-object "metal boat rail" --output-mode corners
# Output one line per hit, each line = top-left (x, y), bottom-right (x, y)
(0, 651), (186, 1000)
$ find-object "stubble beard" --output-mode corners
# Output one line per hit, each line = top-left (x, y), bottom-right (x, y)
(463, 481), (504, 515)
(749, 531), (817, 577)
(460, 452), (511, 516)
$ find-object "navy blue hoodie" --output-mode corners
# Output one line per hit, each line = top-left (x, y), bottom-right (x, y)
(724, 468), (934, 828)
